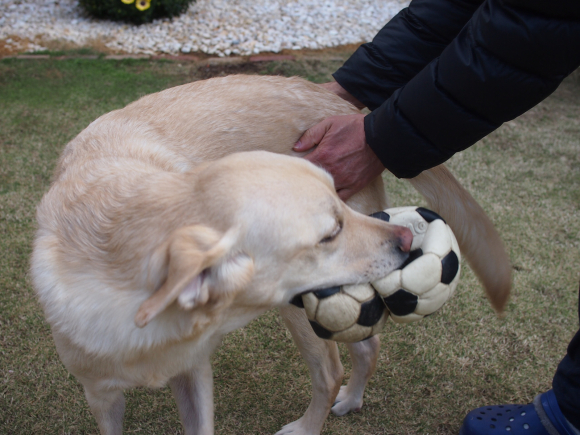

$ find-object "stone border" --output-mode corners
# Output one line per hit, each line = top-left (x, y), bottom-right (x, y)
(1, 53), (296, 63)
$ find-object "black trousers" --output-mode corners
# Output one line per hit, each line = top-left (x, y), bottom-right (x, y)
(552, 285), (580, 427)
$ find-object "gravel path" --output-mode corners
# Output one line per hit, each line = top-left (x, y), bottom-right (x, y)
(0, 0), (407, 56)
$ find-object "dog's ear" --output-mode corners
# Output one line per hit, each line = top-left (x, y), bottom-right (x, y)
(135, 225), (254, 328)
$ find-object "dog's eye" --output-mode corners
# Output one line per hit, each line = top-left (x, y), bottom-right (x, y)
(319, 223), (342, 244)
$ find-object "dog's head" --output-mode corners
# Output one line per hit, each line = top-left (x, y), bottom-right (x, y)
(135, 151), (411, 328)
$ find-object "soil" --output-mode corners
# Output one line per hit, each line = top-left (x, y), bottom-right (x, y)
(0, 32), (363, 59)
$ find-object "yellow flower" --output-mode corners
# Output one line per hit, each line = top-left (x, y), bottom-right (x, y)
(135, 0), (151, 11)
(121, 0), (134, 4)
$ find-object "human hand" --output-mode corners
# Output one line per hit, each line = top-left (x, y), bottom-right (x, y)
(293, 114), (385, 201)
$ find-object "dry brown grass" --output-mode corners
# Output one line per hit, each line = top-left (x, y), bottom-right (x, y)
(0, 55), (578, 434)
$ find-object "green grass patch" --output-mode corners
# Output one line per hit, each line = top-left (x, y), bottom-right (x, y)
(1, 56), (578, 434)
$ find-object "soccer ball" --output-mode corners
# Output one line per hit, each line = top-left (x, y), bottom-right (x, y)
(294, 284), (389, 343)
(371, 206), (461, 323)
(293, 206), (461, 342)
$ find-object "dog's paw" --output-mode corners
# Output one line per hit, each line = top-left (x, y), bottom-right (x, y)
(331, 385), (363, 416)
(274, 418), (320, 435)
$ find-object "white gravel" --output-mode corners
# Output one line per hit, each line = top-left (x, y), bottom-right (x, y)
(0, 0), (407, 56)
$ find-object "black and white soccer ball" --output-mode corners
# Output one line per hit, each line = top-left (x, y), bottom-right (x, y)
(371, 206), (461, 323)
(292, 284), (388, 343)
(292, 206), (461, 342)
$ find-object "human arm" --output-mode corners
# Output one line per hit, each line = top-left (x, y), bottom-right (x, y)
(295, 0), (485, 198)
(365, 0), (580, 178)
(333, 0), (485, 110)
(296, 0), (580, 192)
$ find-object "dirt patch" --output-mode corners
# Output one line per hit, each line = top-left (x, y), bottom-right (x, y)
(0, 35), (36, 56)
(1, 32), (362, 59)
(195, 61), (265, 79)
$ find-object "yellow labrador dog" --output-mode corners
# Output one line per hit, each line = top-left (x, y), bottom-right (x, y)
(31, 75), (510, 435)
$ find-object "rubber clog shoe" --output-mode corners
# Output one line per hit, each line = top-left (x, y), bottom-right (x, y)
(460, 390), (578, 435)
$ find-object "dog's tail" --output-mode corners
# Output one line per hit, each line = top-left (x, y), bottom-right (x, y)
(409, 165), (511, 312)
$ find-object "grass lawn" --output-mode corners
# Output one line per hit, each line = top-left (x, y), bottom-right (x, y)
(0, 54), (579, 435)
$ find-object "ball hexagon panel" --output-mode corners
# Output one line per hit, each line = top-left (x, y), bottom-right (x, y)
(357, 292), (386, 326)
(441, 250), (460, 285)
(415, 207), (446, 223)
(397, 249), (424, 270)
(421, 219), (452, 258)
(316, 293), (361, 331)
(308, 320), (334, 340)
(400, 253), (443, 295)
(415, 283), (451, 315)
(331, 323), (372, 343)
(373, 270), (402, 298)
(383, 289), (418, 316)
(302, 292), (320, 320)
(369, 210), (390, 222)
(342, 283), (376, 303)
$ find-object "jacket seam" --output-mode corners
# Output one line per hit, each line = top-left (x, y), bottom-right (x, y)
(431, 56), (498, 128)
(474, 37), (562, 82)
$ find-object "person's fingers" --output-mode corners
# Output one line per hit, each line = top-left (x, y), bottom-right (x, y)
(293, 119), (332, 153)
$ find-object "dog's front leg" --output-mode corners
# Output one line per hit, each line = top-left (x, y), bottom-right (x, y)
(170, 361), (214, 435)
(331, 335), (380, 416)
(276, 305), (344, 435)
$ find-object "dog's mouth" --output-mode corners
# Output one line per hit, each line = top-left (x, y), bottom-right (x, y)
(289, 291), (309, 308)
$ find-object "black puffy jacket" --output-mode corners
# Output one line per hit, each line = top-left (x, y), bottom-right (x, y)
(333, 0), (580, 179)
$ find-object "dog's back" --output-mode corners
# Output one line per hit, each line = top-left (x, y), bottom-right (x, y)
(55, 75), (361, 180)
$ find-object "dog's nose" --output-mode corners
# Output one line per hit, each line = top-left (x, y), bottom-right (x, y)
(395, 226), (413, 253)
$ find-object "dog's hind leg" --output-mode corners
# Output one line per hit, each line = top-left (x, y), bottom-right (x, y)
(169, 361), (214, 435)
(276, 305), (344, 435)
(83, 383), (125, 435)
(331, 335), (380, 416)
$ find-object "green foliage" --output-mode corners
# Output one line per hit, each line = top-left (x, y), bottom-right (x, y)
(78, 0), (195, 24)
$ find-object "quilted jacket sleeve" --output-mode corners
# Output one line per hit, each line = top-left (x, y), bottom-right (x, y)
(334, 0), (580, 179)
(333, 0), (484, 110)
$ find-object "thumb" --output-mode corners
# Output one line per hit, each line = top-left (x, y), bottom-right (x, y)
(293, 118), (332, 152)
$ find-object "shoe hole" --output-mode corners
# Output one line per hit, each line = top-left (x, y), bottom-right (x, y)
(499, 406), (504, 408)
(523, 424), (530, 430)
(488, 408), (493, 411)
(506, 426), (511, 431)
(510, 418), (514, 422)
(521, 412), (526, 416)
(497, 413), (503, 416)
(492, 418), (497, 422)
(506, 410), (511, 413)
(481, 412), (486, 415)
(491, 424), (496, 429)
(477, 417), (483, 421)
